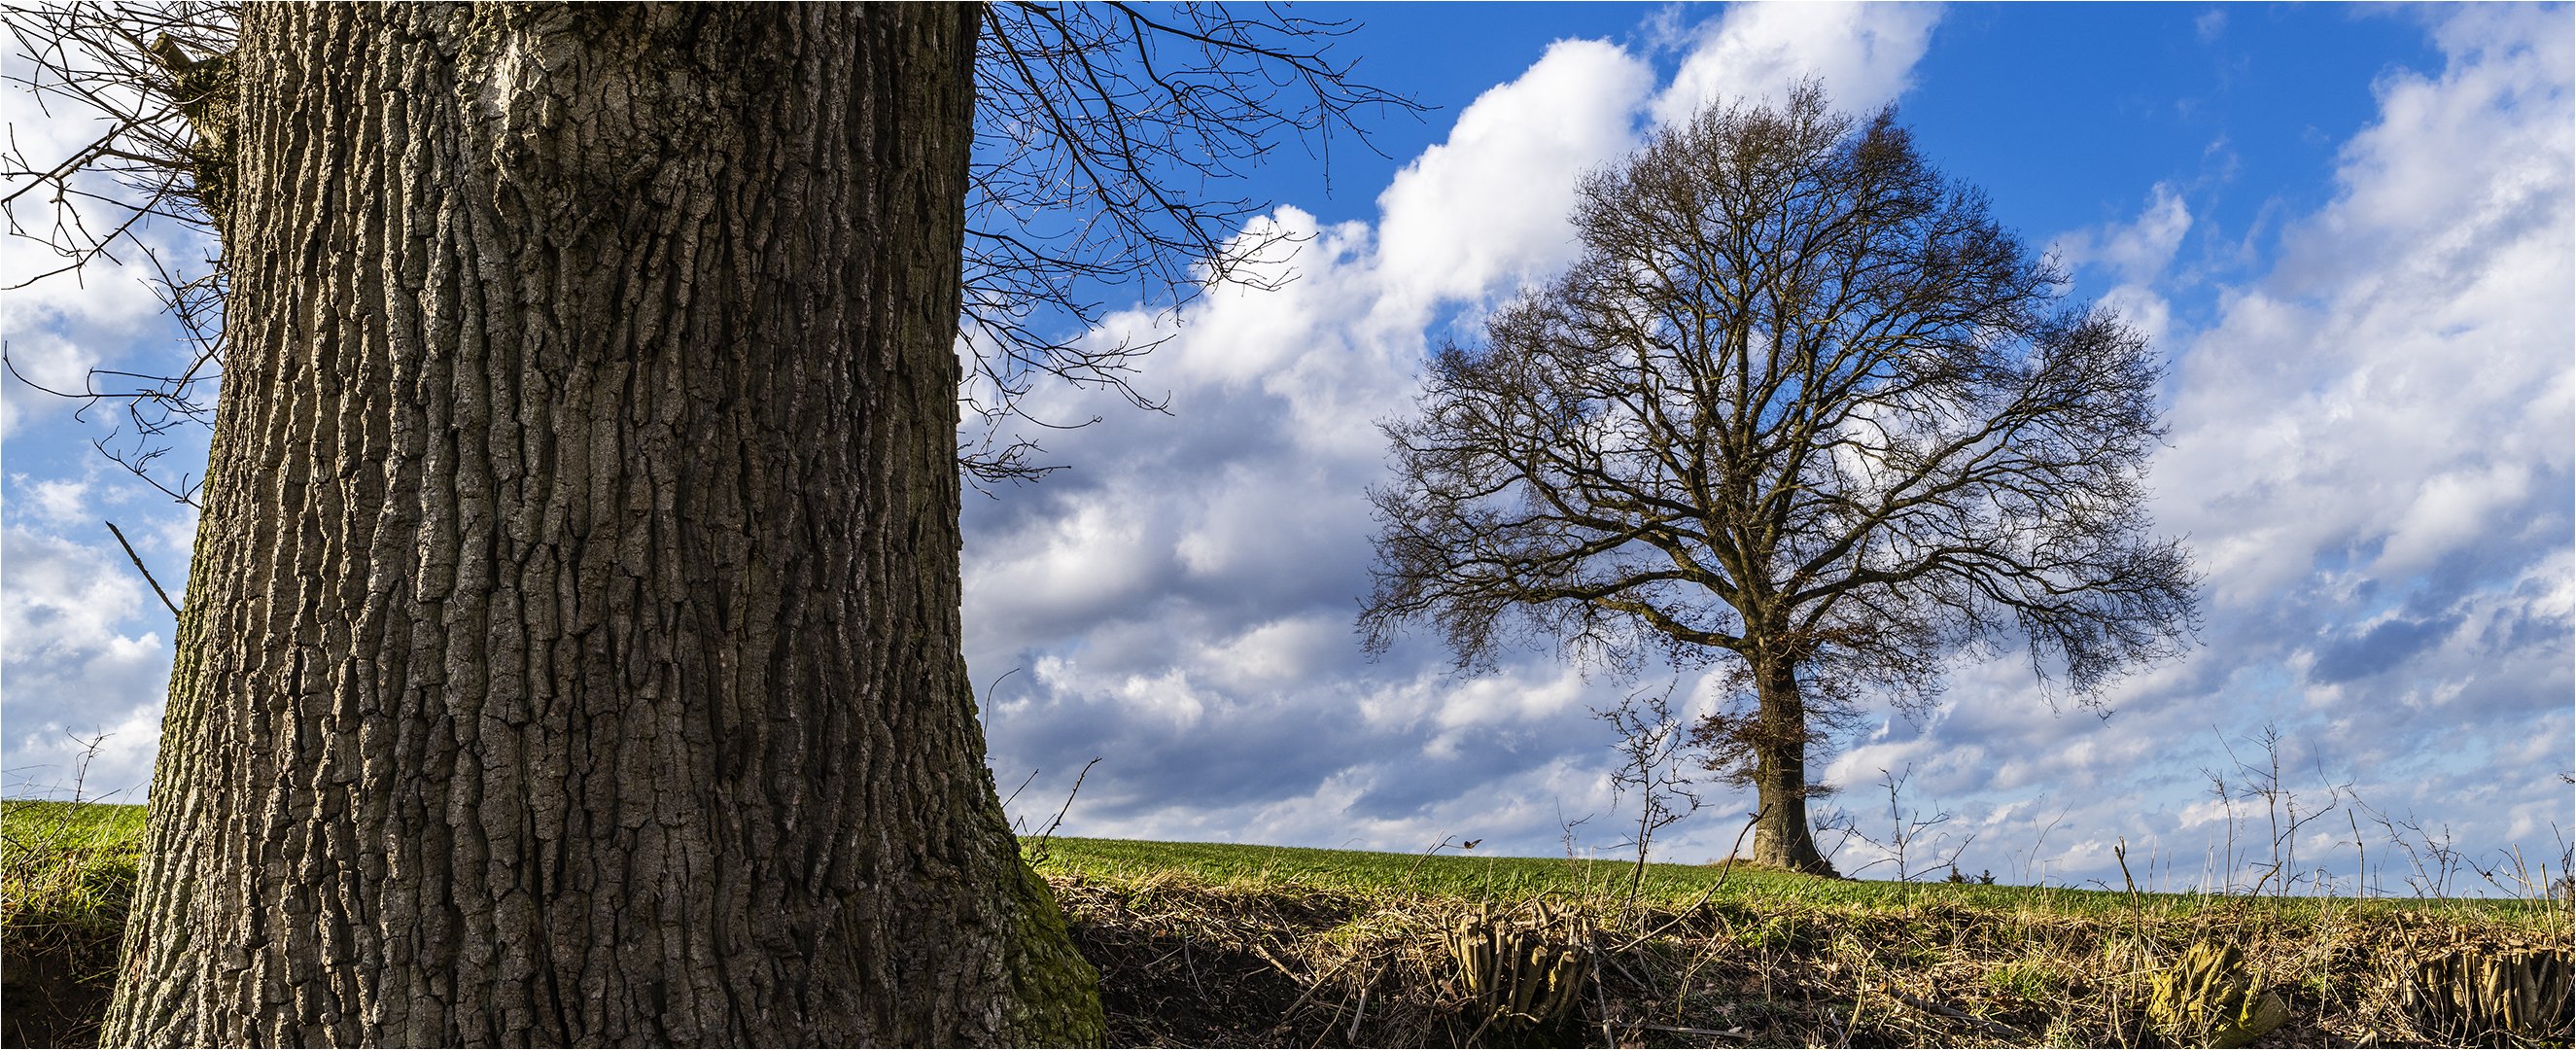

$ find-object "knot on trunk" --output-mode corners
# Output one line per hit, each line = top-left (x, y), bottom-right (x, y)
(144, 35), (238, 229)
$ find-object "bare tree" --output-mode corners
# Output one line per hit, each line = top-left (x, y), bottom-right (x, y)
(1811, 763), (1974, 882)
(2202, 723), (2353, 896)
(1594, 680), (1705, 908)
(3, 2), (1412, 1044)
(1361, 85), (2198, 875)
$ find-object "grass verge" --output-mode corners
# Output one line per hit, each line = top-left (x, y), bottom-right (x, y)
(2, 801), (145, 1048)
(4, 809), (2565, 1047)
(1039, 836), (2569, 1047)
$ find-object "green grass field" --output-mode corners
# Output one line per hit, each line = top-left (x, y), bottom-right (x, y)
(1, 800), (149, 1047)
(1, 800), (146, 932)
(1033, 834), (2560, 925)
(4, 804), (2567, 1047)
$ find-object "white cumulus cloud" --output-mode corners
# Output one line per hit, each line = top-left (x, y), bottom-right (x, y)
(1650, 2), (1941, 126)
(965, 6), (1952, 858)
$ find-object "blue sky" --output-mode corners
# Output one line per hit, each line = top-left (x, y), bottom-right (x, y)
(6, 4), (2571, 895)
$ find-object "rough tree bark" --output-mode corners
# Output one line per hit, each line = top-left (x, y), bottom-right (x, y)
(102, 4), (1102, 1045)
(1745, 656), (1828, 875)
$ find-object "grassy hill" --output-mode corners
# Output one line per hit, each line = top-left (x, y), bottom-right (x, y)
(5, 803), (2567, 1047)
(1033, 834), (2554, 921)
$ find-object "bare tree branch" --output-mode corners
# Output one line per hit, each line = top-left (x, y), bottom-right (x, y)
(3, 2), (231, 505)
(961, 1), (1420, 482)
(3, 2), (1426, 493)
(102, 518), (177, 617)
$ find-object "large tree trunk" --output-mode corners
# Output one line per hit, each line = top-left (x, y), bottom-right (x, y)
(1748, 658), (1837, 877)
(103, 5), (1102, 1045)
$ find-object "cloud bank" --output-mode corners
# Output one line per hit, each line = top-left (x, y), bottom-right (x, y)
(963, 4), (2573, 891)
(2, 5), (2563, 894)
(964, 5), (1976, 858)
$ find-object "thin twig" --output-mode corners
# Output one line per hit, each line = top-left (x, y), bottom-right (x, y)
(978, 665), (1021, 736)
(1593, 943), (1648, 989)
(1000, 766), (1042, 813)
(1628, 1021), (1753, 1039)
(1616, 805), (1767, 953)
(1591, 959), (1615, 1048)
(104, 518), (177, 616)
(1888, 988), (2035, 1043)
(1402, 834), (1459, 887)
(1031, 756), (1099, 858)
(1249, 942), (1308, 987)
(1277, 957), (1347, 1020)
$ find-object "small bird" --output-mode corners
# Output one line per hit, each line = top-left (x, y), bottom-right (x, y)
(1460, 838), (1481, 850)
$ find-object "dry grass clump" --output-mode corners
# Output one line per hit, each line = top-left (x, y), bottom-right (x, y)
(1053, 871), (1469, 1047)
(1047, 861), (2573, 1048)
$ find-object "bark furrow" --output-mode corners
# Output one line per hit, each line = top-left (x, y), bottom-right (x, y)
(105, 6), (1103, 1045)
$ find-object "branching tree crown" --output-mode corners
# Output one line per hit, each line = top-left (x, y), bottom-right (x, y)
(1361, 84), (2198, 873)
